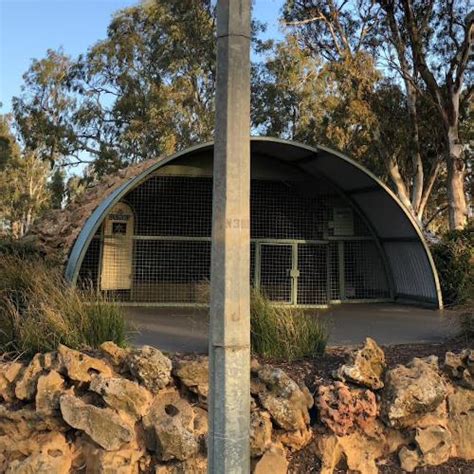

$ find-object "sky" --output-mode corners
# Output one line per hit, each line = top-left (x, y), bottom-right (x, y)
(0, 0), (285, 114)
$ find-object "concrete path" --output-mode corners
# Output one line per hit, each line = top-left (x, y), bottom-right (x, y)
(124, 304), (460, 354)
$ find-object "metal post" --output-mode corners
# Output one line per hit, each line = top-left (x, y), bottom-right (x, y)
(208, 0), (251, 473)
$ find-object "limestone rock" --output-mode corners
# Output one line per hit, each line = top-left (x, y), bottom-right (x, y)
(252, 367), (313, 431)
(58, 344), (112, 383)
(90, 374), (152, 419)
(316, 382), (378, 437)
(337, 432), (386, 474)
(192, 407), (208, 454)
(154, 456), (207, 474)
(82, 446), (143, 474)
(126, 346), (172, 393)
(36, 370), (65, 414)
(316, 434), (343, 474)
(399, 446), (421, 472)
(253, 443), (288, 474)
(447, 387), (474, 459)
(0, 405), (66, 437)
(0, 431), (70, 473)
(0, 361), (23, 403)
(6, 452), (70, 474)
(398, 425), (452, 472)
(173, 357), (208, 401)
(142, 389), (198, 461)
(276, 427), (312, 451)
(250, 410), (272, 457)
(14, 354), (44, 400)
(416, 425), (452, 466)
(382, 357), (447, 428)
(100, 341), (129, 368)
(60, 394), (134, 451)
(334, 338), (386, 390)
(444, 350), (474, 389)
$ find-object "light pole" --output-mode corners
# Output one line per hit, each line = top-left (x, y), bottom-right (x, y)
(208, 0), (251, 472)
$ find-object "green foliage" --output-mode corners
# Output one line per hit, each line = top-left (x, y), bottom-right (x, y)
(250, 289), (328, 361)
(0, 238), (43, 259)
(0, 255), (128, 356)
(431, 227), (474, 306)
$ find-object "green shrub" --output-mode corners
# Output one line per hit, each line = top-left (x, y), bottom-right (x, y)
(0, 237), (43, 259)
(0, 255), (128, 356)
(250, 289), (328, 361)
(431, 227), (474, 307)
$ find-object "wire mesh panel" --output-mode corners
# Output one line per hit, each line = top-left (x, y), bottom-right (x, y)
(259, 244), (293, 303)
(297, 244), (328, 305)
(343, 241), (390, 299)
(132, 240), (211, 303)
(76, 167), (393, 306)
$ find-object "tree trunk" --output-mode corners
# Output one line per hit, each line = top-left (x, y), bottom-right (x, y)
(446, 125), (468, 229)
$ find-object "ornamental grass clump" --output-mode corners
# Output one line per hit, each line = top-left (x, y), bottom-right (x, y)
(250, 289), (328, 361)
(0, 255), (128, 356)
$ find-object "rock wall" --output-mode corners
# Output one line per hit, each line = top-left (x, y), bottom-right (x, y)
(0, 339), (473, 473)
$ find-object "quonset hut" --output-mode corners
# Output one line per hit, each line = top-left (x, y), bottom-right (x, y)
(38, 138), (442, 308)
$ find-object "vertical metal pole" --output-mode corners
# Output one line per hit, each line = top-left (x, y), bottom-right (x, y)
(209, 1), (251, 473)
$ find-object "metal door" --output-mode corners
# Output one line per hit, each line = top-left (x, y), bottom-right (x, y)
(297, 243), (328, 305)
(258, 244), (294, 303)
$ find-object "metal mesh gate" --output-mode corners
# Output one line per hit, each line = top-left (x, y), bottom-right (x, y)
(78, 171), (391, 306)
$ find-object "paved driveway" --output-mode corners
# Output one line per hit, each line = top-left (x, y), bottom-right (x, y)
(124, 304), (460, 354)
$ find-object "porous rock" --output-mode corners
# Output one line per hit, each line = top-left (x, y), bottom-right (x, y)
(60, 394), (134, 451)
(14, 354), (44, 401)
(58, 344), (112, 383)
(126, 346), (172, 393)
(35, 370), (66, 414)
(90, 374), (152, 419)
(381, 357), (447, 428)
(0, 405), (66, 438)
(252, 366), (313, 431)
(100, 341), (129, 368)
(142, 388), (198, 461)
(250, 410), (272, 457)
(334, 337), (386, 390)
(0, 431), (71, 473)
(173, 357), (208, 401)
(447, 387), (474, 459)
(316, 381), (378, 437)
(0, 361), (23, 403)
(253, 442), (288, 474)
(276, 427), (312, 451)
(80, 445), (143, 474)
(444, 349), (474, 389)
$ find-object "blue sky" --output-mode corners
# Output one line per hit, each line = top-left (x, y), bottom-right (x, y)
(0, 0), (285, 114)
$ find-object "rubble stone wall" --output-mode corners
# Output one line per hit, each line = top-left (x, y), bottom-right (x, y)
(0, 338), (473, 473)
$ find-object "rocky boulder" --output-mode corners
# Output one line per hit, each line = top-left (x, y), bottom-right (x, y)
(126, 346), (172, 393)
(60, 394), (134, 451)
(35, 370), (66, 415)
(444, 349), (474, 389)
(0, 361), (23, 403)
(398, 425), (452, 472)
(382, 357), (447, 428)
(316, 381), (378, 437)
(251, 366), (313, 431)
(90, 374), (152, 419)
(250, 410), (272, 457)
(447, 387), (474, 460)
(253, 443), (288, 474)
(142, 388), (198, 461)
(173, 357), (209, 402)
(334, 338), (386, 390)
(58, 345), (112, 383)
(99, 341), (130, 369)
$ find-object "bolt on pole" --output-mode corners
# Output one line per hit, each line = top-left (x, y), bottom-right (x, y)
(208, 0), (251, 473)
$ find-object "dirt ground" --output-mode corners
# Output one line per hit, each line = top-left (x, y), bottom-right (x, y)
(263, 337), (474, 474)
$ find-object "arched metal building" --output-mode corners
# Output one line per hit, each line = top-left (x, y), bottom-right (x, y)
(66, 137), (443, 309)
